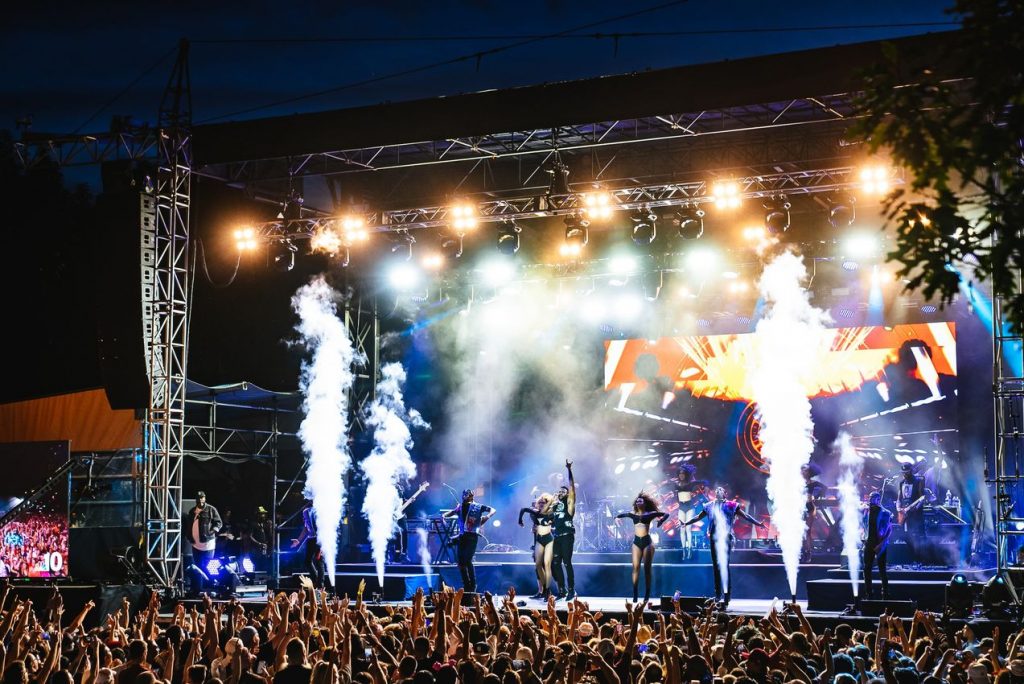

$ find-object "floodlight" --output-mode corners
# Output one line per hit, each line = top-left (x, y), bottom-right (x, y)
(674, 206), (705, 240)
(711, 181), (741, 210)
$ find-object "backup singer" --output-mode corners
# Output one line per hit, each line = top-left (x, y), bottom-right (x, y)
(616, 492), (669, 604)
(518, 493), (555, 599)
(548, 459), (577, 600)
(442, 489), (495, 592)
(863, 490), (892, 600)
(683, 486), (766, 607)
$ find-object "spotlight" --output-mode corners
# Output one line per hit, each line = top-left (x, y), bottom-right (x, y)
(763, 195), (791, 234)
(546, 157), (570, 197)
(480, 258), (516, 287)
(828, 195), (856, 228)
(842, 259), (860, 271)
(450, 202), (478, 232)
(630, 208), (657, 246)
(421, 252), (444, 271)
(609, 254), (638, 276)
(205, 558), (222, 577)
(563, 215), (589, 255)
(860, 165), (891, 194)
(945, 573), (973, 617)
(234, 227), (258, 252)
(389, 230), (415, 261)
(742, 225), (766, 242)
(921, 304), (938, 314)
(496, 220), (521, 255)
(340, 215), (369, 242)
(711, 181), (741, 210)
(240, 557), (255, 574)
(388, 263), (421, 291)
(613, 293), (644, 322)
(684, 246), (720, 277)
(845, 234), (877, 258)
(270, 237), (297, 272)
(491, 519), (502, 528)
(673, 206), (705, 240)
(582, 191), (614, 221)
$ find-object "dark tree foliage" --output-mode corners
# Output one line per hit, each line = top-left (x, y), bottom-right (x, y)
(853, 0), (1024, 331)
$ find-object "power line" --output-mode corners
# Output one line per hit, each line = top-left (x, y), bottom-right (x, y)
(192, 22), (958, 45)
(70, 47), (178, 134)
(196, 0), (695, 124)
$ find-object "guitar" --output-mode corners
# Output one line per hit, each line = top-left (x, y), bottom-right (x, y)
(397, 482), (430, 519)
(896, 495), (926, 525)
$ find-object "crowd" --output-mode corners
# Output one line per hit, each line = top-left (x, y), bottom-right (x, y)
(1, 577), (1020, 684)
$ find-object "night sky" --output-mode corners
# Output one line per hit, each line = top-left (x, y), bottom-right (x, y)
(1, 1), (960, 402)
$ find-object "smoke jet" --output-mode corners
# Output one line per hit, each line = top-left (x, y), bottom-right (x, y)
(836, 432), (864, 596)
(362, 362), (428, 585)
(293, 276), (361, 587)
(751, 251), (830, 595)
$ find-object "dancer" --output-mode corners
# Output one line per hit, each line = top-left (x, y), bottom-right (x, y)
(676, 465), (708, 559)
(518, 493), (555, 599)
(801, 462), (827, 562)
(616, 492), (669, 604)
(442, 488), (494, 593)
(548, 459), (577, 600)
(863, 490), (892, 599)
(683, 486), (767, 607)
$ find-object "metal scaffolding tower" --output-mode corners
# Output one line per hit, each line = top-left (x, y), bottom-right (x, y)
(144, 39), (193, 588)
(992, 280), (1024, 573)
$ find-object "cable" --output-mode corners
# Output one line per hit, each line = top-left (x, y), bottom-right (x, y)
(70, 47), (178, 134)
(196, 0), (694, 124)
(195, 237), (241, 288)
(192, 22), (958, 45)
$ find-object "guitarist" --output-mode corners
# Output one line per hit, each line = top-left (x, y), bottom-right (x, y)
(392, 482), (429, 563)
(863, 491), (892, 599)
(896, 462), (928, 555)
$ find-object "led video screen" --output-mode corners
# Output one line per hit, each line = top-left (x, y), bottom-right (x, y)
(602, 322), (958, 526)
(0, 441), (70, 578)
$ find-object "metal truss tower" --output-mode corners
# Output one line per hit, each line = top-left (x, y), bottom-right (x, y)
(144, 39), (193, 588)
(992, 277), (1024, 574)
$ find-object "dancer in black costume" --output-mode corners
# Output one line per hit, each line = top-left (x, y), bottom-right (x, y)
(616, 492), (669, 604)
(518, 493), (555, 599)
(548, 459), (577, 600)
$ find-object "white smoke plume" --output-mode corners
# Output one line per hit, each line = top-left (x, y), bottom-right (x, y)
(711, 503), (730, 597)
(293, 276), (361, 587)
(751, 251), (831, 596)
(836, 432), (864, 597)
(416, 527), (433, 585)
(362, 362), (429, 585)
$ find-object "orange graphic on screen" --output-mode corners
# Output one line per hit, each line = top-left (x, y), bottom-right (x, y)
(605, 322), (956, 403)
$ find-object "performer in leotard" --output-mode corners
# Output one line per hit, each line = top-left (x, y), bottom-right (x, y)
(676, 465), (708, 559)
(519, 493), (555, 599)
(616, 492), (669, 604)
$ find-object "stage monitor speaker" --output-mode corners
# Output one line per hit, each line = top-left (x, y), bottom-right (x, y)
(660, 595), (713, 613)
(95, 173), (155, 411)
(858, 599), (916, 617)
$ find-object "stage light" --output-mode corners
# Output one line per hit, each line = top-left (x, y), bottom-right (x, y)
(270, 238), (297, 272)
(388, 263), (421, 291)
(581, 297), (606, 323)
(845, 234), (878, 258)
(496, 220), (521, 255)
(564, 215), (589, 255)
(630, 208), (657, 246)
(234, 227), (259, 252)
(440, 235), (464, 260)
(422, 252), (444, 271)
(921, 304), (938, 314)
(480, 258), (516, 287)
(728, 280), (749, 295)
(763, 195), (791, 234)
(684, 246), (719, 276)
(450, 202), (478, 232)
(860, 165), (891, 194)
(711, 181), (741, 210)
(945, 573), (973, 617)
(609, 255), (638, 276)
(842, 259), (859, 271)
(340, 215), (369, 242)
(546, 157), (570, 197)
(206, 558), (222, 577)
(673, 206), (705, 240)
(491, 519), (502, 528)
(280, 194), (303, 222)
(241, 557), (255, 574)
(582, 191), (614, 220)
(982, 573), (1016, 613)
(614, 293), (644, 322)
(828, 194), (856, 228)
